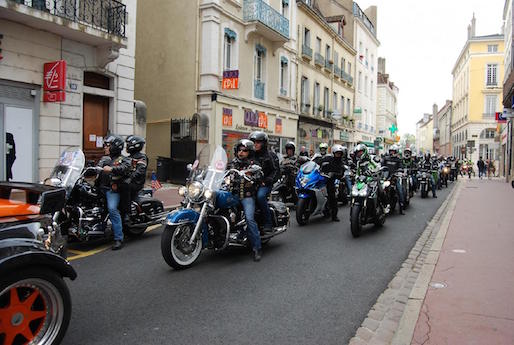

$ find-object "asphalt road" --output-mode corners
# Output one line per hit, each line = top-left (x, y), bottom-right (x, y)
(62, 185), (453, 345)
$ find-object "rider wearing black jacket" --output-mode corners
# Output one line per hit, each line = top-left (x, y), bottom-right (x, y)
(97, 135), (131, 250)
(320, 144), (345, 221)
(250, 131), (279, 233)
(382, 144), (406, 214)
(227, 139), (262, 261)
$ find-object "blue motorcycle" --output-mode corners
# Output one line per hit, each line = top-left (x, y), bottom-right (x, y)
(160, 146), (290, 270)
(295, 161), (330, 225)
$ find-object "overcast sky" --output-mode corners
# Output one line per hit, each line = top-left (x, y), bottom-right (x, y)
(355, 0), (506, 135)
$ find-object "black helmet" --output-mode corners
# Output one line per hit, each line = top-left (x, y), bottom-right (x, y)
(126, 135), (145, 154)
(235, 139), (255, 156)
(249, 131), (268, 148)
(104, 135), (124, 156)
(285, 141), (296, 153)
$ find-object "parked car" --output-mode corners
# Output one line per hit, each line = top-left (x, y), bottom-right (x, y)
(0, 182), (76, 345)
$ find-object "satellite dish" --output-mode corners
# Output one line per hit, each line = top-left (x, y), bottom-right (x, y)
(331, 111), (342, 121)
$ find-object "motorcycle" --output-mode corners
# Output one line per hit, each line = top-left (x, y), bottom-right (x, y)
(350, 165), (387, 238)
(271, 157), (299, 204)
(337, 165), (353, 205)
(382, 169), (409, 213)
(161, 146), (289, 270)
(295, 160), (330, 225)
(417, 168), (431, 199)
(47, 148), (166, 242)
(440, 163), (450, 187)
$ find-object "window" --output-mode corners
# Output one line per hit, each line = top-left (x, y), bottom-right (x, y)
(359, 41), (362, 54)
(301, 77), (310, 109)
(304, 28), (311, 47)
(487, 44), (498, 53)
(254, 44), (266, 100)
(333, 92), (337, 112)
(370, 80), (374, 100)
(314, 82), (320, 115)
(340, 96), (345, 115)
(346, 98), (351, 116)
(334, 52), (339, 66)
(480, 128), (496, 139)
(326, 45), (331, 62)
(358, 71), (362, 92)
(223, 28), (237, 70)
(371, 54), (374, 70)
(364, 76), (368, 96)
(280, 57), (288, 96)
(341, 58), (346, 72)
(255, 49), (264, 81)
(365, 48), (369, 66)
(316, 37), (321, 53)
(281, 0), (289, 18)
(324, 87), (329, 116)
(347, 62), (351, 75)
(486, 64), (498, 86)
(484, 95), (497, 117)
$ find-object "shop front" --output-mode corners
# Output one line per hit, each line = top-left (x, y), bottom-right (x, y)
(214, 98), (297, 160)
(297, 115), (334, 155)
(333, 129), (353, 149)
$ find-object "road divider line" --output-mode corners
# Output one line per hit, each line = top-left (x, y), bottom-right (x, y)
(68, 245), (110, 261)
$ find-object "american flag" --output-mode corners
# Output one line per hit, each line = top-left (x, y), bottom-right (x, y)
(151, 171), (162, 191)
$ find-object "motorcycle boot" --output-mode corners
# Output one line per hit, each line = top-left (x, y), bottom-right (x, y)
(112, 240), (123, 250)
(253, 249), (262, 262)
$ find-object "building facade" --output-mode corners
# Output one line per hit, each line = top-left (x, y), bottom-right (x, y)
(136, 0), (298, 172)
(502, 0), (514, 181)
(1, 0), (137, 181)
(451, 16), (504, 164)
(296, 0), (356, 152)
(416, 113), (433, 155)
(376, 58), (398, 151)
(352, 2), (379, 151)
(437, 100), (453, 157)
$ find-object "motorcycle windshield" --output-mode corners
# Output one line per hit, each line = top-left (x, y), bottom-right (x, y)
(300, 161), (318, 175)
(201, 146), (228, 191)
(49, 148), (85, 192)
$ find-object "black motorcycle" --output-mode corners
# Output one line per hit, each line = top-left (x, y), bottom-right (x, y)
(350, 166), (387, 238)
(271, 157), (299, 204)
(47, 148), (166, 242)
(382, 169), (409, 213)
(417, 168), (431, 199)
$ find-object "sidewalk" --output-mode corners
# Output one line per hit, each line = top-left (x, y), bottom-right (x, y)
(148, 182), (183, 210)
(411, 179), (514, 344)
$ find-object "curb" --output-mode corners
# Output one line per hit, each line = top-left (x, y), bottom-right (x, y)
(348, 181), (463, 345)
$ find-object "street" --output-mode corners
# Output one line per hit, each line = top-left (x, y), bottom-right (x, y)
(62, 186), (453, 345)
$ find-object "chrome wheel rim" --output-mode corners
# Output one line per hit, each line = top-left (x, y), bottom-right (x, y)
(170, 224), (202, 266)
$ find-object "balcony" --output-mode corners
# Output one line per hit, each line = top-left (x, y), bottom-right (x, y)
(314, 53), (324, 67)
(301, 103), (311, 115)
(254, 80), (265, 100)
(243, 0), (289, 43)
(1, 0), (127, 47)
(334, 66), (341, 79)
(302, 45), (313, 60)
(324, 59), (333, 73)
(353, 2), (376, 37)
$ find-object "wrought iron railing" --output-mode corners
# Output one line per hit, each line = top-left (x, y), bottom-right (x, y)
(280, 87), (287, 96)
(314, 53), (324, 67)
(302, 44), (313, 59)
(348, 75), (353, 85)
(324, 59), (333, 72)
(243, 0), (289, 39)
(254, 80), (265, 100)
(353, 2), (376, 37)
(334, 65), (341, 78)
(11, 0), (127, 37)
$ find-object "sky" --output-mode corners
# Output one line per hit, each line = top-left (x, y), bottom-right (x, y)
(355, 0), (506, 136)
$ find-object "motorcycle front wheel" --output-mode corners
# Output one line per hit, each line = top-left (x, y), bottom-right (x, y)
(296, 198), (311, 226)
(161, 223), (202, 270)
(350, 205), (363, 238)
(0, 267), (72, 345)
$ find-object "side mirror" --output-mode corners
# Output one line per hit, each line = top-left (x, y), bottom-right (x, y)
(186, 163), (193, 172)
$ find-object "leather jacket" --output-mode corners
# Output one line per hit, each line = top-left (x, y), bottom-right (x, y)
(128, 152), (148, 186)
(254, 149), (279, 187)
(227, 157), (262, 199)
(97, 154), (131, 191)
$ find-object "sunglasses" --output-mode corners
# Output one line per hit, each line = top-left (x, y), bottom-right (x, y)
(238, 148), (249, 152)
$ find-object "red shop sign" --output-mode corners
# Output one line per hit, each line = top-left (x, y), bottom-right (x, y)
(258, 112), (268, 129)
(43, 60), (67, 102)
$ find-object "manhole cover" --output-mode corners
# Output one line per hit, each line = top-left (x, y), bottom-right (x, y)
(429, 282), (447, 289)
(452, 249), (466, 253)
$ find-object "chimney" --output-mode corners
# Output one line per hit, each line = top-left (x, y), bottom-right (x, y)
(364, 6), (378, 31)
(378, 57), (386, 74)
(467, 24), (472, 40)
(471, 13), (476, 38)
(433, 103), (439, 128)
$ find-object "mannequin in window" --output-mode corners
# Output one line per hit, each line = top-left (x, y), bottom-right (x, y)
(6, 132), (16, 181)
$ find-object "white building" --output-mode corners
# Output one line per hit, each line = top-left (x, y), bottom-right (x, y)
(376, 57), (398, 151)
(352, 2), (379, 150)
(0, 0), (137, 181)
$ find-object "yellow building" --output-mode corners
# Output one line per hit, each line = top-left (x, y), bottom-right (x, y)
(296, 0), (356, 152)
(452, 15), (504, 164)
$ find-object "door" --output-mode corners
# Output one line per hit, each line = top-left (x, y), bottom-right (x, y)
(83, 94), (109, 163)
(3, 105), (34, 182)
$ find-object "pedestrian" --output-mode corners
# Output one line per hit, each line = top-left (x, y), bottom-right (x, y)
(5, 132), (15, 180)
(477, 157), (485, 179)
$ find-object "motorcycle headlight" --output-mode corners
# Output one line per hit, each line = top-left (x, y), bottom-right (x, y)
(187, 181), (204, 200)
(178, 186), (187, 196)
(383, 181), (391, 188)
(300, 177), (309, 187)
(422, 173), (427, 178)
(358, 186), (369, 197)
(204, 188), (215, 201)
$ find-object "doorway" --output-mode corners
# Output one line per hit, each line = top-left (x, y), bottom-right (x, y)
(83, 94), (109, 163)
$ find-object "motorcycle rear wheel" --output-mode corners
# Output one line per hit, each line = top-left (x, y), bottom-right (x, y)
(296, 198), (310, 226)
(161, 224), (202, 270)
(350, 205), (363, 238)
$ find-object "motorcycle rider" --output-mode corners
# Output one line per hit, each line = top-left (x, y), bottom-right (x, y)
(313, 142), (330, 164)
(403, 148), (417, 191)
(420, 154), (437, 198)
(340, 146), (353, 198)
(98, 135), (131, 250)
(382, 144), (406, 214)
(249, 131), (279, 234)
(320, 144), (346, 222)
(227, 139), (263, 262)
(120, 135), (148, 224)
(353, 144), (389, 212)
